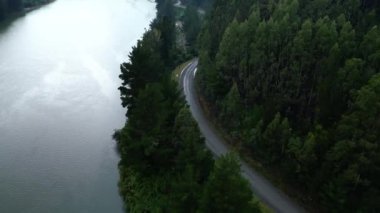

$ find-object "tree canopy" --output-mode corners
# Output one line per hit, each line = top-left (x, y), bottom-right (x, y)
(115, 0), (260, 212)
(0, 0), (52, 21)
(196, 0), (380, 211)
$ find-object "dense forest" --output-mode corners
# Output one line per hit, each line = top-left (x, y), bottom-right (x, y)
(0, 0), (52, 21)
(179, 0), (213, 10)
(197, 0), (380, 212)
(114, 0), (261, 212)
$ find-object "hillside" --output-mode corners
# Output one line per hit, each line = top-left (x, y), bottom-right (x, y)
(196, 0), (380, 212)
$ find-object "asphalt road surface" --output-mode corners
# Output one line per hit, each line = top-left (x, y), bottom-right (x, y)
(180, 59), (306, 213)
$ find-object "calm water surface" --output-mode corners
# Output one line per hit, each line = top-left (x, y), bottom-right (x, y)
(0, 0), (155, 212)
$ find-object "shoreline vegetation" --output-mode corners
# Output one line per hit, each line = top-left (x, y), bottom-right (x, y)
(0, 0), (55, 24)
(114, 0), (265, 212)
(24, 0), (55, 13)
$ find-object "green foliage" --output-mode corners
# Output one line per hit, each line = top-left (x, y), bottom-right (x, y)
(321, 74), (380, 211)
(119, 31), (164, 114)
(182, 5), (201, 54)
(262, 113), (291, 163)
(173, 107), (214, 178)
(200, 153), (260, 213)
(155, 0), (177, 67)
(197, 0), (380, 211)
(23, 0), (51, 8)
(0, 0), (51, 21)
(118, 83), (179, 174)
(118, 166), (170, 212)
(180, 0), (213, 10)
(115, 1), (261, 212)
(220, 82), (243, 130)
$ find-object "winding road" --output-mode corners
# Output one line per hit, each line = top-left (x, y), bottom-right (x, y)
(180, 59), (306, 213)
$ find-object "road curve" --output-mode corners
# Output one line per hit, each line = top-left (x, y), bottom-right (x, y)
(180, 59), (306, 213)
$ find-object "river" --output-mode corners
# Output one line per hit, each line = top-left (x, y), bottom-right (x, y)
(0, 0), (155, 212)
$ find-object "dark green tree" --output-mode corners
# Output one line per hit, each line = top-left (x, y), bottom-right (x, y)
(119, 31), (164, 115)
(118, 83), (176, 174)
(322, 74), (380, 211)
(182, 5), (201, 54)
(173, 107), (214, 180)
(195, 0), (380, 211)
(220, 82), (243, 130)
(199, 153), (260, 213)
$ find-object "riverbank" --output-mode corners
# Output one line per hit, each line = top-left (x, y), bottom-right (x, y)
(24, 0), (55, 13)
(0, 0), (55, 27)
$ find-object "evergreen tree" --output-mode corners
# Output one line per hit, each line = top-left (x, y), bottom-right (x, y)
(183, 5), (201, 54)
(119, 31), (164, 115)
(154, 0), (176, 67)
(196, 0), (380, 210)
(200, 153), (260, 213)
(262, 113), (292, 163)
(322, 74), (380, 211)
(115, 1), (262, 212)
(220, 82), (243, 130)
(118, 83), (175, 174)
(173, 107), (214, 180)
